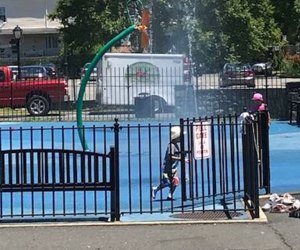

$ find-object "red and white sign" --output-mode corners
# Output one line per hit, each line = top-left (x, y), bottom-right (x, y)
(193, 122), (211, 160)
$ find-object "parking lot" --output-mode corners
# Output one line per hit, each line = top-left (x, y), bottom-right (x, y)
(196, 73), (300, 89)
(66, 74), (300, 103)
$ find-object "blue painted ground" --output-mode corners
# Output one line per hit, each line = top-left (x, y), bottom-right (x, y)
(0, 120), (299, 222)
(268, 122), (300, 194)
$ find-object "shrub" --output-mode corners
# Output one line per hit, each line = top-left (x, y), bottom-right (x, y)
(279, 57), (300, 77)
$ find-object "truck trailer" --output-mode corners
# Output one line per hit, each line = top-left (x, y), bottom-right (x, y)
(96, 53), (191, 114)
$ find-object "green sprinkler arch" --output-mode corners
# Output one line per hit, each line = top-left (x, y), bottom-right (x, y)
(76, 25), (137, 150)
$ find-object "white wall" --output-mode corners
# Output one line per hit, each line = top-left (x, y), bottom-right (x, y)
(0, 0), (60, 30)
(1, 0), (57, 19)
(0, 0), (61, 61)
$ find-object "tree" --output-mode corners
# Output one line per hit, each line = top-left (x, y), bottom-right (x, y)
(49, 0), (128, 55)
(151, 0), (190, 54)
(272, 0), (300, 44)
(295, 0), (300, 43)
(191, 0), (224, 71)
(50, 0), (284, 74)
(191, 0), (281, 72)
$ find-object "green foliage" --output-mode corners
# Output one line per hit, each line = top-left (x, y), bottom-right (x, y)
(50, 0), (299, 74)
(151, 0), (190, 54)
(279, 58), (300, 77)
(296, 0), (300, 12)
(271, 0), (300, 44)
(272, 51), (284, 70)
(192, 0), (281, 72)
(49, 0), (127, 56)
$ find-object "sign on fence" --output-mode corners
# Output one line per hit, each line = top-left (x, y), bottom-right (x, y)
(193, 121), (211, 160)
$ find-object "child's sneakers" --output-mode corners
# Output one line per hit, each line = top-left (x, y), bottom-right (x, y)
(167, 193), (174, 201)
(152, 187), (157, 200)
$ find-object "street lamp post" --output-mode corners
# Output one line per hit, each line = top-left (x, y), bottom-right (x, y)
(12, 25), (23, 80)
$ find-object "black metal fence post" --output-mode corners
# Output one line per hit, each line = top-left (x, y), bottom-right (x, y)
(265, 63), (269, 104)
(259, 111), (270, 194)
(242, 121), (259, 218)
(112, 119), (120, 221)
(297, 103), (300, 125)
(126, 66), (131, 120)
(251, 128), (260, 218)
(110, 146), (120, 222)
(250, 122), (259, 218)
(180, 118), (187, 201)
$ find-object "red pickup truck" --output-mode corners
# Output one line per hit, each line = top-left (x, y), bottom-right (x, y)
(0, 66), (69, 116)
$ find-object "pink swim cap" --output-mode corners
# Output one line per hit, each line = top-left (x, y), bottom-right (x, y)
(252, 93), (263, 102)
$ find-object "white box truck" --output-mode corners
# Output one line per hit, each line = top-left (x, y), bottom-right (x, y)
(96, 53), (191, 113)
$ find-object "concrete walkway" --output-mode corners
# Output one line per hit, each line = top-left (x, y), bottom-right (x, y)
(0, 194), (299, 250)
(0, 209), (299, 250)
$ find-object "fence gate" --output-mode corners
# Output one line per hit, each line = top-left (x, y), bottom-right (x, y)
(108, 115), (269, 221)
(0, 125), (119, 222)
(179, 113), (269, 219)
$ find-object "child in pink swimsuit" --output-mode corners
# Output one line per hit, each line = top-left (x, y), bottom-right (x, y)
(250, 93), (267, 112)
(250, 93), (271, 126)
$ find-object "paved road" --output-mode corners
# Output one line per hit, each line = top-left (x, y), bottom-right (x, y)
(0, 210), (299, 250)
(67, 74), (300, 103)
(67, 79), (97, 102)
(196, 74), (300, 89)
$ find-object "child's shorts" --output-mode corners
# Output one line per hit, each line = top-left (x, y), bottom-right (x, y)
(162, 172), (179, 187)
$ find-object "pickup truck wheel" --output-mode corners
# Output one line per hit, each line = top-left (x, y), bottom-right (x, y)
(27, 95), (50, 116)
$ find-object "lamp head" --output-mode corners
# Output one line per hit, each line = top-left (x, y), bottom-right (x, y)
(13, 25), (23, 39)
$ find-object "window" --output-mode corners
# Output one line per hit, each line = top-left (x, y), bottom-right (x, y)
(46, 36), (58, 49)
(0, 7), (6, 22)
(0, 71), (5, 82)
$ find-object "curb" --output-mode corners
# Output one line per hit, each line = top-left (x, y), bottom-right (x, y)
(0, 207), (268, 228)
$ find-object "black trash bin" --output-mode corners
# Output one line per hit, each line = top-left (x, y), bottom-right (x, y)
(134, 93), (155, 118)
(287, 82), (300, 124)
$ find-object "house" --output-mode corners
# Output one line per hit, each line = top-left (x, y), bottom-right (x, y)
(0, 0), (61, 65)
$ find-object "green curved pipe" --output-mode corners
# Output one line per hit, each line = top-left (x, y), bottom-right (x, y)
(76, 25), (137, 150)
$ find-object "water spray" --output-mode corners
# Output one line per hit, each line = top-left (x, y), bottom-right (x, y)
(76, 0), (149, 150)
